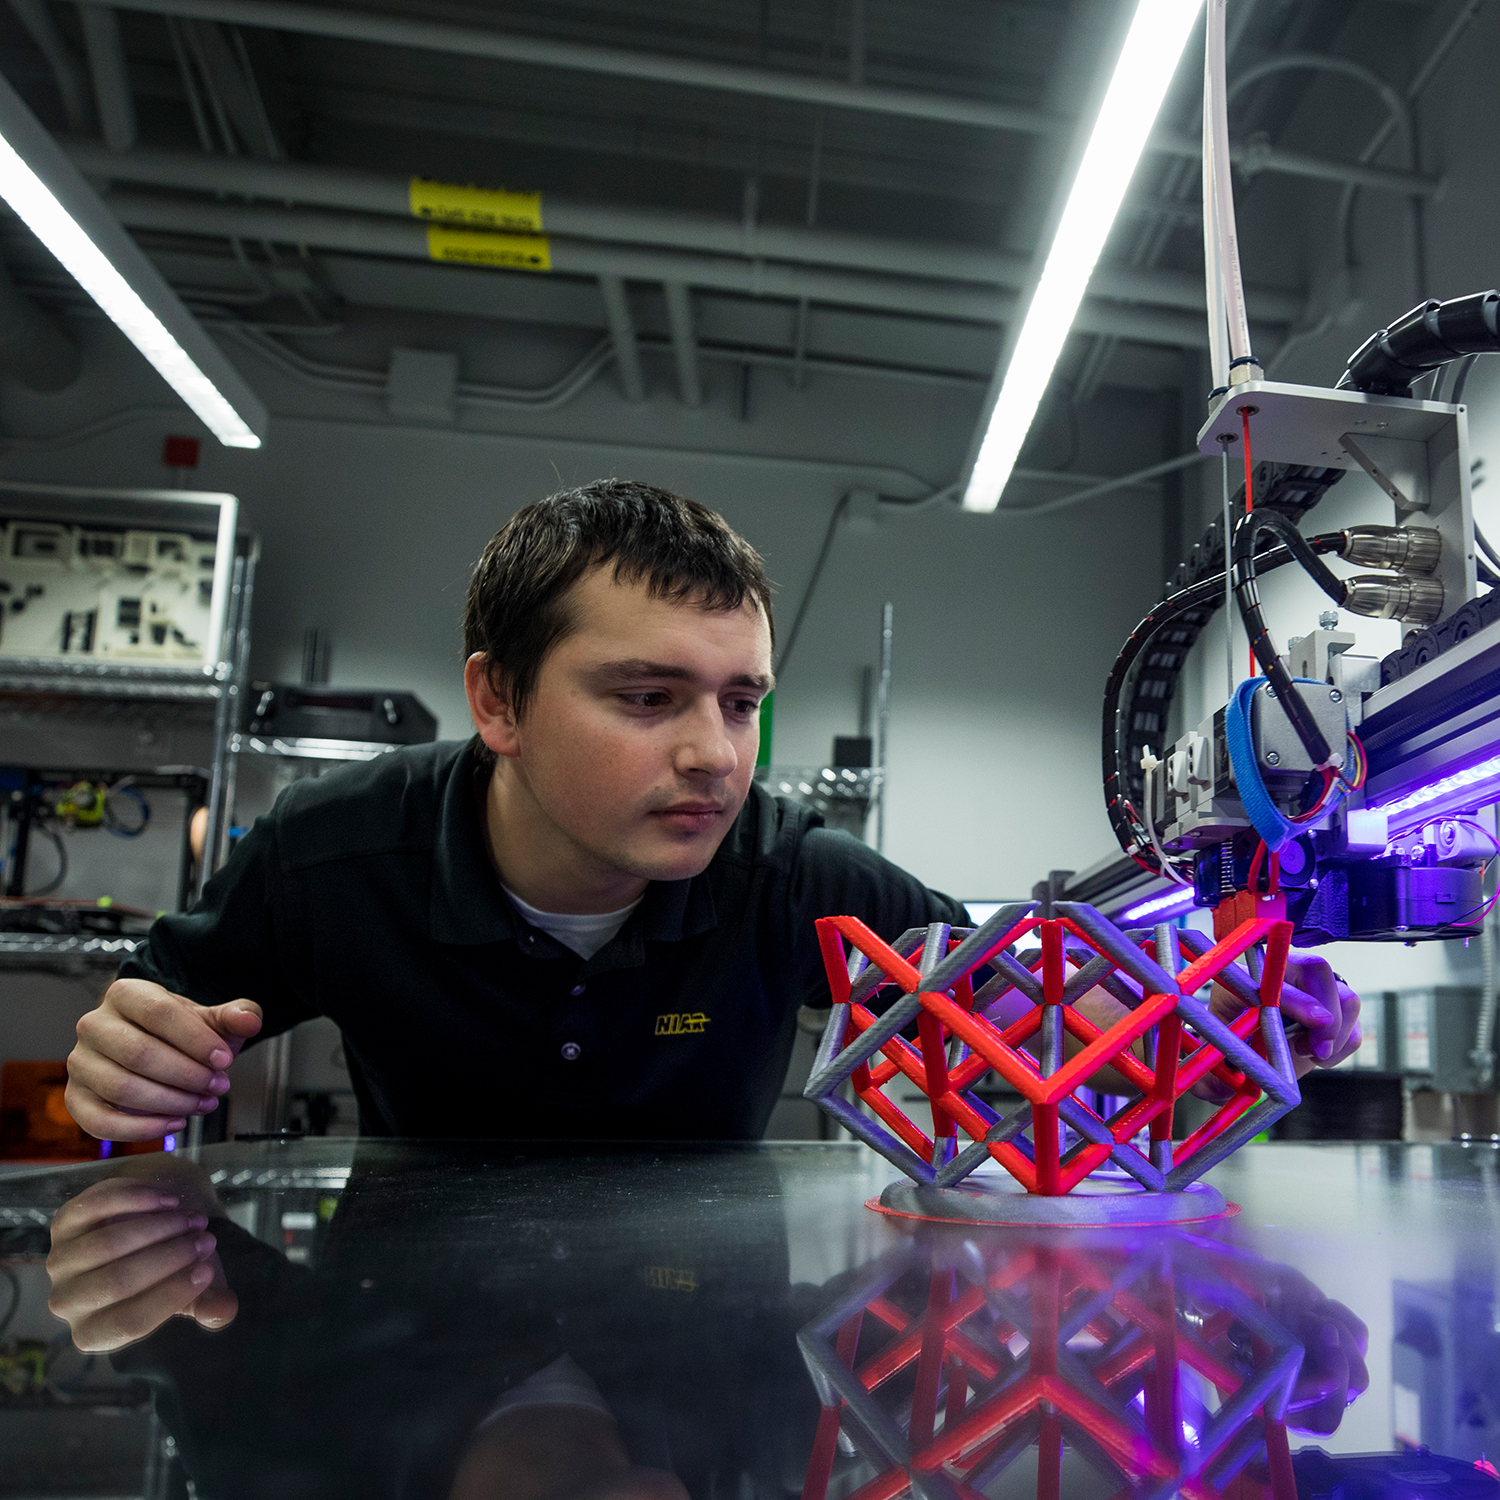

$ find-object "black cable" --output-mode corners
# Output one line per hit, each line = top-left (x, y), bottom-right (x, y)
(1232, 510), (1348, 770)
(1476, 524), (1500, 572)
(773, 491), (851, 678)
(26, 824), (67, 898)
(1478, 557), (1500, 590)
(1102, 531), (1348, 862)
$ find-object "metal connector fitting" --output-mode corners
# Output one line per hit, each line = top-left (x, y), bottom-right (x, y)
(1342, 573), (1445, 624)
(1339, 524), (1442, 575)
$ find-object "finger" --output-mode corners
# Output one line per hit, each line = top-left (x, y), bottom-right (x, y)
(1192, 1073), (1236, 1103)
(50, 1228), (216, 1326)
(186, 1252), (238, 1330)
(1288, 1323), (1351, 1436)
(104, 982), (245, 1070)
(62, 1079), (186, 1143)
(79, 1006), (229, 1096)
(69, 1259), (219, 1354)
(49, 1209), (209, 1282)
(1322, 1300), (1370, 1357)
(1324, 1023), (1363, 1069)
(68, 1050), (224, 1121)
(1281, 980), (1338, 1057)
(202, 999), (263, 1054)
(1332, 984), (1362, 1059)
(189, 1281), (239, 1330)
(50, 1181), (181, 1243)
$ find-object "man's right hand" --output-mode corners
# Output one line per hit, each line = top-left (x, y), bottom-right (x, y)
(66, 980), (263, 1141)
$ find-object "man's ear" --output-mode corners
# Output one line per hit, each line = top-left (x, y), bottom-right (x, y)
(464, 653), (521, 759)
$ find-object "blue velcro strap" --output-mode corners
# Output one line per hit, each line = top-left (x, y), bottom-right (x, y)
(1225, 678), (1342, 854)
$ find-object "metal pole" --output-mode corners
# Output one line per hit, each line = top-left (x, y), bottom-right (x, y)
(215, 549), (256, 871)
(875, 602), (892, 855)
(198, 552), (244, 899)
(1221, 440), (1236, 701)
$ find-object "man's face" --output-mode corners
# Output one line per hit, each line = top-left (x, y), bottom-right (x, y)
(484, 566), (773, 886)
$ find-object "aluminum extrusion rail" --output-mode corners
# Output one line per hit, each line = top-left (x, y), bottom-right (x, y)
(1360, 614), (1500, 815)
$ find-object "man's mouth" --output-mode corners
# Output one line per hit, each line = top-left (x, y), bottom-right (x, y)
(651, 802), (725, 831)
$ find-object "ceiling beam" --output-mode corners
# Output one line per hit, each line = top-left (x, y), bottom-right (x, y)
(91, 189), (1229, 348)
(75, 0), (1441, 198)
(63, 143), (1304, 323)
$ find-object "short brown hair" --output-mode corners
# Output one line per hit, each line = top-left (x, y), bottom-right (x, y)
(463, 480), (774, 723)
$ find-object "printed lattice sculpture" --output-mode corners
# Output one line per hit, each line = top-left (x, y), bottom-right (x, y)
(799, 1231), (1305, 1500)
(803, 901), (1301, 1195)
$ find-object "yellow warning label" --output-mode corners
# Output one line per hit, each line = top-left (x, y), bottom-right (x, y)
(409, 177), (543, 232)
(425, 224), (551, 272)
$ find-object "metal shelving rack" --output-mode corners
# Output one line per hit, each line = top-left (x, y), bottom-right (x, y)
(0, 482), (257, 972)
(758, 601), (893, 849)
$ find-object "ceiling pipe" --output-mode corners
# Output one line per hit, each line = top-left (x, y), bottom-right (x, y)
(72, 0), (1442, 200)
(662, 281), (701, 408)
(597, 273), (644, 402)
(8, 0), (94, 133)
(89, 189), (1225, 348)
(78, 5), (138, 152)
(61, 143), (1303, 324)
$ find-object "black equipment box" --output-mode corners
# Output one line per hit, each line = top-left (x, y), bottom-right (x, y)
(244, 684), (437, 745)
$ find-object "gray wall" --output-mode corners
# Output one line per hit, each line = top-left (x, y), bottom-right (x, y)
(0, 315), (1169, 901)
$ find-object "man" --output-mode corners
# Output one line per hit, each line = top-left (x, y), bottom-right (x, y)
(64, 481), (1360, 1144)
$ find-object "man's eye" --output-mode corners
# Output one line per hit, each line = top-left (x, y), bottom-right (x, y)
(727, 698), (760, 717)
(622, 692), (670, 709)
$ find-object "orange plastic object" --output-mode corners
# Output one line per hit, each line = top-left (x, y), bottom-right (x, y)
(0, 1060), (161, 1160)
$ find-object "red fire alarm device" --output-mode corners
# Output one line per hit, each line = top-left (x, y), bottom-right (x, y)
(162, 434), (201, 468)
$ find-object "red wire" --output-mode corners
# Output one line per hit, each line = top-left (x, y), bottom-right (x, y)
(1242, 404), (1255, 678)
(1246, 839), (1266, 893)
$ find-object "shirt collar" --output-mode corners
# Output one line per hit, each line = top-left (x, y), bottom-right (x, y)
(428, 738), (718, 951)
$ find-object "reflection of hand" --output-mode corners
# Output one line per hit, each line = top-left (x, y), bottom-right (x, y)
(46, 1171), (238, 1352)
(1219, 1263), (1370, 1437)
(1272, 1276), (1370, 1436)
(448, 1407), (688, 1500)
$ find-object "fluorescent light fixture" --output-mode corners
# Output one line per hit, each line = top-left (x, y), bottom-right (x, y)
(1371, 752), (1500, 830)
(962, 0), (1204, 513)
(0, 70), (266, 448)
(1117, 885), (1197, 926)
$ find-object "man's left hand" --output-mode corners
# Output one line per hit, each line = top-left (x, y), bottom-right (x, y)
(1213, 954), (1361, 1078)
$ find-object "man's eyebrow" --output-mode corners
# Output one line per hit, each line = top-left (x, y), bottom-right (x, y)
(586, 659), (774, 692)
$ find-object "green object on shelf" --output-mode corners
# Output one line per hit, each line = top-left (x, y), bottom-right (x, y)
(756, 692), (773, 767)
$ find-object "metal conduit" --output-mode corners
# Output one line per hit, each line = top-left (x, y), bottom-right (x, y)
(64, 143), (1301, 324)
(72, 0), (1442, 200)
(93, 190), (1218, 348)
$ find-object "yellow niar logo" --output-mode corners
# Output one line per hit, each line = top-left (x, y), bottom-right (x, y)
(644, 1265), (698, 1293)
(654, 1012), (710, 1036)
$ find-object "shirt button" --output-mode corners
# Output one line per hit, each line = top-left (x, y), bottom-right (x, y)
(561, 1042), (582, 1061)
(570, 983), (586, 996)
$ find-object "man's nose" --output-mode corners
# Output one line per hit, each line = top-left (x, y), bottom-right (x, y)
(676, 704), (738, 779)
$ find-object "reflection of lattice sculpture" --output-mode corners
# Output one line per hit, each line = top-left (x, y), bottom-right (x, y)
(803, 901), (1300, 1212)
(799, 1231), (1304, 1500)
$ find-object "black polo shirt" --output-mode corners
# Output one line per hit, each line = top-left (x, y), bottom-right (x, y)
(122, 739), (966, 1140)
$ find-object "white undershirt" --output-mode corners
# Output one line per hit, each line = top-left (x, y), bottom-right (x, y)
(478, 1354), (613, 1426)
(502, 885), (643, 960)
